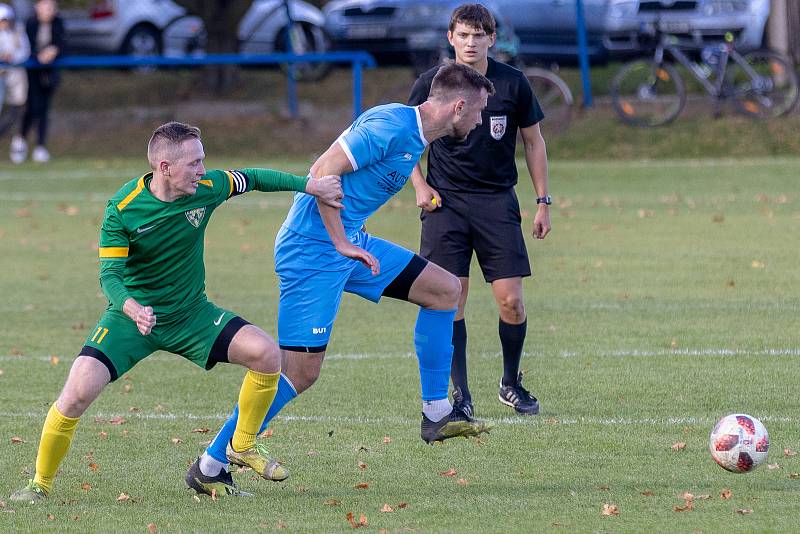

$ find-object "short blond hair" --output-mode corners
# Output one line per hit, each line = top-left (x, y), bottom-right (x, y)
(146, 121), (201, 170)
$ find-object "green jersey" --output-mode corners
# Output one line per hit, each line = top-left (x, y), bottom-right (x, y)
(98, 168), (308, 320)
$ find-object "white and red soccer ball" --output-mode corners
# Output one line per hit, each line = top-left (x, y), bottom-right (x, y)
(709, 414), (769, 473)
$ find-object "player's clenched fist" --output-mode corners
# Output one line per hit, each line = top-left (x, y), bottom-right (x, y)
(306, 174), (344, 208)
(123, 298), (157, 336)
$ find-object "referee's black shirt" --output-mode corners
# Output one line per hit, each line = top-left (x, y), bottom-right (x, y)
(408, 57), (544, 193)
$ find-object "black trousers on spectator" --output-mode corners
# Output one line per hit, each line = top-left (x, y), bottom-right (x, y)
(21, 70), (58, 147)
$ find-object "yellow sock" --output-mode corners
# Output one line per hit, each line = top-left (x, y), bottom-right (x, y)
(232, 369), (279, 452)
(33, 403), (80, 494)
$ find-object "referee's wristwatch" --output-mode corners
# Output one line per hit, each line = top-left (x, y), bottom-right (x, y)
(536, 195), (552, 205)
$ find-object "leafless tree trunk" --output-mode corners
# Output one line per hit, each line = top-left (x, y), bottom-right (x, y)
(173, 0), (254, 93)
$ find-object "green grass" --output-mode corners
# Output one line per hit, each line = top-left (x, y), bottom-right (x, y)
(1, 157), (800, 532)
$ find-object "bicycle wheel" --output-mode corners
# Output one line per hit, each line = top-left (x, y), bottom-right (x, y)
(726, 50), (799, 119)
(611, 60), (685, 127)
(524, 67), (573, 134)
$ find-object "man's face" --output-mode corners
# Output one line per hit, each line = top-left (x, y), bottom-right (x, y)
(452, 87), (489, 141)
(447, 22), (495, 67)
(164, 138), (206, 197)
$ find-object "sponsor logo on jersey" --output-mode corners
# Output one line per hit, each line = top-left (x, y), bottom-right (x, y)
(312, 327), (327, 335)
(403, 153), (412, 160)
(185, 207), (206, 228)
(135, 224), (157, 234)
(490, 115), (507, 140)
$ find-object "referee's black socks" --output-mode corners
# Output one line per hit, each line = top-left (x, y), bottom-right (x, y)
(450, 318), (470, 400)
(500, 318), (527, 386)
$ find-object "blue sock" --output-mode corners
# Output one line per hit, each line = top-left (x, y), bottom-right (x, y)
(206, 373), (298, 463)
(414, 307), (456, 401)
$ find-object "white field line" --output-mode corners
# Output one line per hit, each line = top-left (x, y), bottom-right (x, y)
(3, 347), (800, 364)
(0, 191), (293, 207)
(0, 410), (794, 427)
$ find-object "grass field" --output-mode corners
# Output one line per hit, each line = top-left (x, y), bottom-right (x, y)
(1, 156), (799, 533)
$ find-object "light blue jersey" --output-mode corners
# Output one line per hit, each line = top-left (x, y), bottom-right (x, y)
(283, 103), (428, 242)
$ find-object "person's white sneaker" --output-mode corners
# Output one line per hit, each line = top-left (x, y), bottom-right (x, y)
(10, 136), (27, 164)
(32, 146), (50, 163)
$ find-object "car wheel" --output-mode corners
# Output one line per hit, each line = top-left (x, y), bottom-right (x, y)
(275, 22), (332, 83)
(121, 24), (161, 72)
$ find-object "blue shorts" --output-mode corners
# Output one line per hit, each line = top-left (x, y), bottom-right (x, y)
(275, 226), (415, 348)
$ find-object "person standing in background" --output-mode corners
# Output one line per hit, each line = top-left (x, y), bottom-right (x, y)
(11, 0), (64, 164)
(0, 2), (30, 161)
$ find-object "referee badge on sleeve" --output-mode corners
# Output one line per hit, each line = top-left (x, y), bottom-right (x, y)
(490, 115), (507, 140)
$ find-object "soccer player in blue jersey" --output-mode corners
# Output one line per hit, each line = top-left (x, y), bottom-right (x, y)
(188, 63), (496, 490)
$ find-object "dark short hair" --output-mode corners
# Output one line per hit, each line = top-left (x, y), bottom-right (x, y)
(449, 3), (496, 35)
(147, 121), (202, 168)
(429, 62), (495, 103)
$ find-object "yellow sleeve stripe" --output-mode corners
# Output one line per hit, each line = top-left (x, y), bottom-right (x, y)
(99, 247), (129, 258)
(198, 179), (213, 187)
(224, 171), (235, 198)
(117, 176), (146, 211)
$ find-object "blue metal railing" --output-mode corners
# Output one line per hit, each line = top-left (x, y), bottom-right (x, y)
(19, 51), (377, 120)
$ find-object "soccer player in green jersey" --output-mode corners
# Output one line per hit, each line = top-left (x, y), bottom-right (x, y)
(10, 121), (343, 502)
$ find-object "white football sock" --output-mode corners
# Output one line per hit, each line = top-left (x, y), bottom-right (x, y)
(199, 452), (228, 477)
(423, 398), (453, 423)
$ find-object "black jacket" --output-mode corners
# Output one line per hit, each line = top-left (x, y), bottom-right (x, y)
(26, 15), (66, 89)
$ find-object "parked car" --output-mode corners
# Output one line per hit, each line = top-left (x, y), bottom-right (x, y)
(600, 0), (771, 55)
(324, 0), (771, 66)
(323, 0), (517, 70)
(58, 0), (329, 61)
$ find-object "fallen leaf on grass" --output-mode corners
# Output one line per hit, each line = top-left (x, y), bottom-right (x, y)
(601, 504), (619, 516)
(641, 490), (655, 497)
(439, 469), (457, 477)
(47, 513), (55, 520)
(260, 428), (273, 438)
(277, 520), (287, 529)
(147, 523), (157, 533)
(295, 486), (307, 494)
(736, 509), (753, 515)
(128, 407), (139, 413)
(307, 450), (319, 457)
(324, 499), (341, 506)
(211, 489), (218, 502)
(116, 493), (130, 502)
(355, 483), (369, 490)
(767, 463), (781, 470)
(98, 431), (108, 439)
(383, 436), (391, 444)
(80, 483), (91, 491)
(598, 484), (610, 491)
(545, 418), (559, 425)
(49, 356), (59, 365)
(671, 442), (687, 451)
(192, 495), (200, 503)
(358, 461), (367, 470)
(108, 417), (126, 425)
(396, 502), (408, 509)
(380, 504), (394, 513)
(123, 384), (133, 393)
(171, 438), (182, 445)
(720, 489), (733, 499)
(790, 473), (800, 479)
(457, 478), (468, 486)
(784, 448), (797, 457)
(191, 428), (210, 434)
(10, 437), (24, 444)
(674, 503), (693, 512)
(346, 512), (368, 528)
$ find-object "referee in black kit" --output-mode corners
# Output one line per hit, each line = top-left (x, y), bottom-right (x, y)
(408, 3), (551, 417)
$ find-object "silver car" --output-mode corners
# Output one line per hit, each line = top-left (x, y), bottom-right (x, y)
(60, 0), (329, 60)
(601, 0), (770, 54)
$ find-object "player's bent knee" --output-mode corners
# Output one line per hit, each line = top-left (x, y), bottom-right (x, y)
(438, 272), (462, 309)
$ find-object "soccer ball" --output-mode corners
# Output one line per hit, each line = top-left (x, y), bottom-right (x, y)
(709, 414), (769, 473)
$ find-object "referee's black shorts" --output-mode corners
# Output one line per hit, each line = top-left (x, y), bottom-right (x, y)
(419, 188), (531, 283)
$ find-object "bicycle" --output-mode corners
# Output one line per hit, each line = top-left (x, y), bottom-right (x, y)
(610, 22), (799, 127)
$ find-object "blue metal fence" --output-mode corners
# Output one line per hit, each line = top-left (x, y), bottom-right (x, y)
(20, 51), (377, 120)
